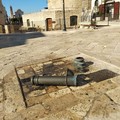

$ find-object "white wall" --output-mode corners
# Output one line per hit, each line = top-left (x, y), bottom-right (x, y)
(48, 0), (81, 10)
(22, 10), (55, 30)
(91, 0), (102, 10)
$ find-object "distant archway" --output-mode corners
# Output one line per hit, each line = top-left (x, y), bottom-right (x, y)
(91, 0), (101, 10)
(95, 0), (98, 6)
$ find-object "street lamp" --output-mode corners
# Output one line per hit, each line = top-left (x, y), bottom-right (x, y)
(62, 0), (66, 31)
(104, 0), (106, 20)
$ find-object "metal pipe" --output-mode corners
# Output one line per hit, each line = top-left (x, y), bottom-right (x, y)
(31, 75), (77, 86)
(73, 57), (86, 72)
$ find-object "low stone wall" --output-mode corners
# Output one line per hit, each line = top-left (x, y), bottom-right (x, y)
(4, 25), (22, 34)
(0, 25), (5, 33)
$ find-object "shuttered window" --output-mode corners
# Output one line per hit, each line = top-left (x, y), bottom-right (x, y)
(114, 2), (119, 19)
(99, 4), (104, 14)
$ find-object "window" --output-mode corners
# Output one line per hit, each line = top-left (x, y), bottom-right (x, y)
(70, 16), (77, 26)
(95, 0), (98, 7)
(27, 19), (30, 26)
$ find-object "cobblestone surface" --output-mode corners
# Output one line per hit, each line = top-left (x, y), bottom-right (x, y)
(1, 26), (120, 119)
(0, 54), (120, 120)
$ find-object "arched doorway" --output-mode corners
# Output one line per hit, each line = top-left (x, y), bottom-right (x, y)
(91, 0), (101, 10)
(46, 18), (52, 31)
(95, 0), (98, 7)
(70, 16), (77, 26)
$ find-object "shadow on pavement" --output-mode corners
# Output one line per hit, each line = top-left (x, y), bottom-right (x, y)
(87, 69), (119, 82)
(77, 69), (119, 86)
(0, 32), (45, 48)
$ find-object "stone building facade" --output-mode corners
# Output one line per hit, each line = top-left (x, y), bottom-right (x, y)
(91, 0), (120, 20)
(22, 0), (91, 31)
(0, 0), (6, 25)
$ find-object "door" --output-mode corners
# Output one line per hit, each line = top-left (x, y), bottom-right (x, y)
(99, 4), (105, 20)
(70, 16), (77, 26)
(46, 18), (52, 31)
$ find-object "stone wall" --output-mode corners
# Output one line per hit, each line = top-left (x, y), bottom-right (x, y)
(22, 10), (55, 30)
(48, 0), (91, 10)
(54, 10), (81, 29)
(0, 25), (5, 33)
(22, 9), (81, 30)
(4, 25), (22, 34)
(82, 0), (91, 10)
(0, 0), (6, 25)
(48, 0), (82, 10)
(0, 13), (5, 25)
(22, 0), (92, 30)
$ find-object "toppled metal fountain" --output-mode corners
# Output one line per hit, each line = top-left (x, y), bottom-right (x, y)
(31, 57), (88, 86)
(3, 54), (120, 120)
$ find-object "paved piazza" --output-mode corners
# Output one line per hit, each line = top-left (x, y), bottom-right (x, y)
(0, 26), (120, 120)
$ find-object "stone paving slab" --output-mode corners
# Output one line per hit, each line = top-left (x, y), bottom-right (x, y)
(26, 94), (50, 107)
(39, 110), (81, 120)
(106, 87), (120, 105)
(17, 66), (35, 79)
(41, 93), (78, 115)
(0, 79), (3, 103)
(2, 53), (120, 120)
(84, 94), (120, 120)
(111, 76), (120, 85)
(49, 88), (71, 98)
(3, 70), (26, 115)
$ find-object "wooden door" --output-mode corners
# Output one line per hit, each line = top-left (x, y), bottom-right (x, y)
(46, 18), (52, 31)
